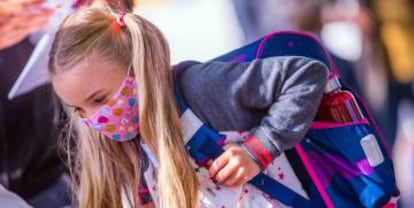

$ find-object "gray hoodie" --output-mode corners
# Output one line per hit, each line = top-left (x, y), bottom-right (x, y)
(179, 56), (329, 168)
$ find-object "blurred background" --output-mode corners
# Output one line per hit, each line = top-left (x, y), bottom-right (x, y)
(1, 0), (413, 207)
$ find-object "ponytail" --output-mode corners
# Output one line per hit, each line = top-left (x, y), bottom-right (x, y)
(123, 12), (199, 208)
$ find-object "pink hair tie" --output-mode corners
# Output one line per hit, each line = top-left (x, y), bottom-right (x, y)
(117, 13), (126, 28)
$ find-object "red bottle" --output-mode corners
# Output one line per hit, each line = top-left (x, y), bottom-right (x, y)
(316, 76), (364, 123)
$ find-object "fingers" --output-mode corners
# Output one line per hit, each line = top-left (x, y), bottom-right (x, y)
(0, 35), (25, 49)
(224, 166), (248, 187)
(209, 145), (241, 184)
(0, 23), (28, 49)
(216, 161), (248, 186)
(13, 0), (45, 10)
(3, 9), (53, 32)
(0, 0), (44, 16)
(14, 0), (44, 3)
(12, 6), (54, 18)
(214, 159), (238, 184)
(208, 144), (262, 187)
(205, 160), (213, 169)
(0, 15), (7, 25)
(208, 152), (229, 178)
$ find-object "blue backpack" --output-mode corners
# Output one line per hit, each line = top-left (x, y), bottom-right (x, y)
(174, 31), (400, 207)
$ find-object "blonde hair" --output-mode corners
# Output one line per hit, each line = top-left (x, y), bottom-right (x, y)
(49, 7), (199, 208)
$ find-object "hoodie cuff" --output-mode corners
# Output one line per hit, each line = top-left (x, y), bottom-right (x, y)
(240, 134), (274, 170)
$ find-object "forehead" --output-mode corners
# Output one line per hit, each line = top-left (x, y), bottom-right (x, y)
(52, 55), (127, 106)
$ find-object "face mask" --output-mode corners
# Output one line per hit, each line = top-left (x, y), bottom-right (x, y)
(83, 76), (139, 142)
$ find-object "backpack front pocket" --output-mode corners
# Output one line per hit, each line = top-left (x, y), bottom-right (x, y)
(295, 122), (399, 208)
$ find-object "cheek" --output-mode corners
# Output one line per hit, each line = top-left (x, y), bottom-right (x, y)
(84, 105), (106, 118)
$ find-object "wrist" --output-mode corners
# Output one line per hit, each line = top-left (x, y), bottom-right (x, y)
(239, 142), (264, 170)
(240, 134), (273, 170)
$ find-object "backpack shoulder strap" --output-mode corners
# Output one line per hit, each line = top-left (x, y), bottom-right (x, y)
(173, 61), (225, 163)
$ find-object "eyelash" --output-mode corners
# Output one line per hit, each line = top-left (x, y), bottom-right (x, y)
(67, 95), (107, 114)
(73, 107), (82, 113)
(94, 96), (107, 104)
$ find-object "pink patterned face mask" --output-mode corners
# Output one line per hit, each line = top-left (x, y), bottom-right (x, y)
(82, 76), (139, 142)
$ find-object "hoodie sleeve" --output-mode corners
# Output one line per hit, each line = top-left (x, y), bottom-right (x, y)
(180, 56), (329, 169)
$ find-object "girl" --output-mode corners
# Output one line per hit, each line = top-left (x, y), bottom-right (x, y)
(48, 7), (328, 208)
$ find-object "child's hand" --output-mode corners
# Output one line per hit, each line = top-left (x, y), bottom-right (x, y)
(208, 143), (260, 187)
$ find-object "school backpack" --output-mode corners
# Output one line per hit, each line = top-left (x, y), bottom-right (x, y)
(174, 31), (400, 208)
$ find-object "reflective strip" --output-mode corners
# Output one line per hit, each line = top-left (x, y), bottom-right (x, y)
(181, 109), (203, 144)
